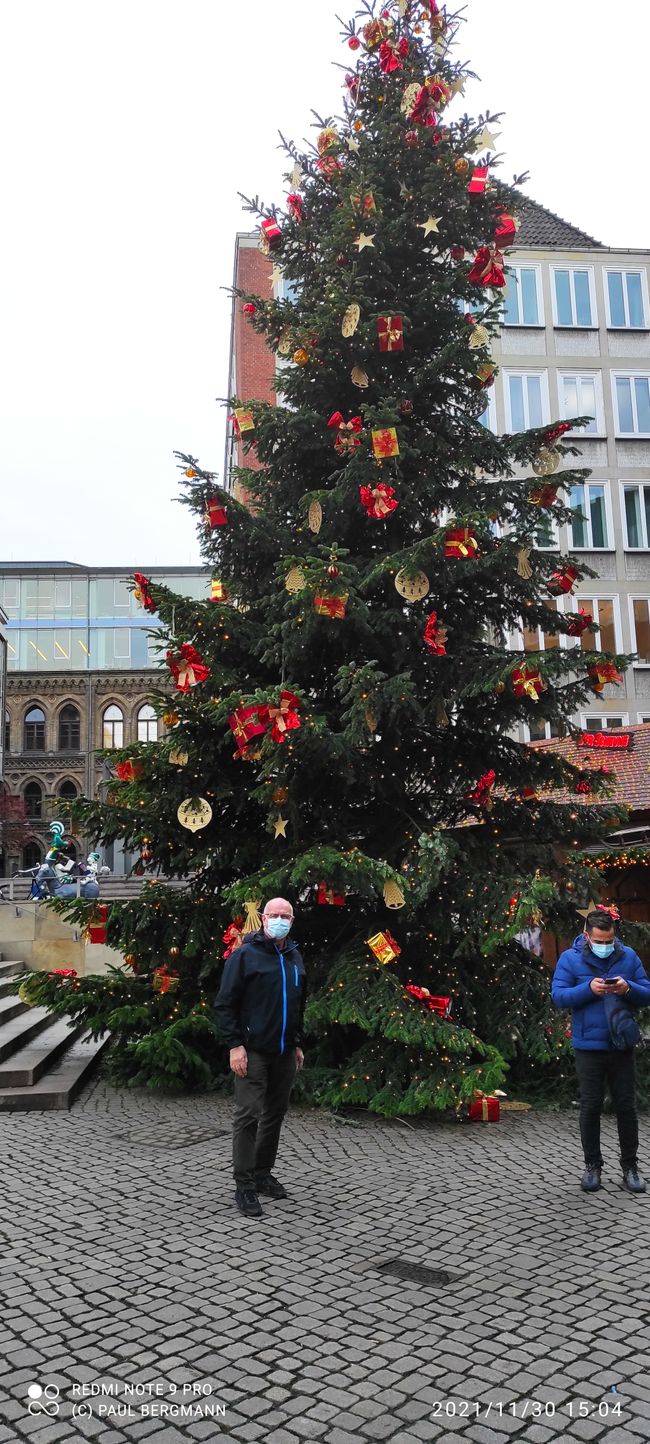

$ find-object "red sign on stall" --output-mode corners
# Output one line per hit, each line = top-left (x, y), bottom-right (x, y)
(578, 732), (632, 751)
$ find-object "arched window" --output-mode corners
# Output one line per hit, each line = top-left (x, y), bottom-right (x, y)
(24, 781), (43, 820)
(58, 779), (78, 802)
(24, 706), (45, 751)
(58, 705), (81, 751)
(22, 842), (42, 870)
(4, 711), (9, 755)
(102, 704), (124, 749)
(137, 704), (158, 743)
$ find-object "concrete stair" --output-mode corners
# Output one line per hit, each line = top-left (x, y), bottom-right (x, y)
(0, 959), (110, 1111)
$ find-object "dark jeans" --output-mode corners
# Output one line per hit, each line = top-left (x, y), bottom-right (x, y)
(574, 1048), (639, 1170)
(232, 1048), (298, 1189)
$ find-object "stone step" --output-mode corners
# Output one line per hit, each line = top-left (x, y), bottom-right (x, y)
(0, 1016), (81, 1087)
(0, 993), (27, 1026)
(0, 1031), (111, 1111)
(0, 1005), (57, 1063)
(0, 960), (26, 978)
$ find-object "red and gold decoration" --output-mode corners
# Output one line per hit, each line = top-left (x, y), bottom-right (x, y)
(468, 1094), (500, 1122)
(152, 965), (180, 995)
(166, 643), (210, 693)
(378, 36), (409, 72)
(205, 498), (227, 528)
(350, 190), (377, 216)
(232, 407), (255, 437)
(475, 361), (496, 388)
(317, 126), (339, 153)
(588, 661), (624, 695)
(468, 164), (488, 197)
(177, 797), (212, 832)
(467, 769), (496, 810)
(362, 17), (388, 49)
(210, 579), (229, 603)
(494, 209), (518, 246)
(84, 904), (108, 945)
(395, 568), (430, 602)
(409, 81), (438, 126)
(286, 192), (303, 221)
(444, 526), (479, 559)
(228, 704), (267, 755)
(377, 315), (404, 352)
(547, 563), (579, 597)
(328, 411), (363, 454)
(367, 929), (401, 964)
(115, 759), (144, 783)
(265, 690), (302, 743)
(359, 482), (399, 519)
(566, 607), (593, 637)
(423, 610), (448, 655)
(511, 662), (545, 702)
(405, 985), (451, 1017)
(313, 593), (349, 619)
(133, 573), (156, 614)
(372, 426), (399, 459)
(468, 245), (506, 288)
(529, 480), (559, 508)
(317, 882), (345, 905)
(260, 217), (282, 252)
(223, 918), (244, 958)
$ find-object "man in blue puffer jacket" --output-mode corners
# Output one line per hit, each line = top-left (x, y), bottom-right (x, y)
(552, 908), (650, 1194)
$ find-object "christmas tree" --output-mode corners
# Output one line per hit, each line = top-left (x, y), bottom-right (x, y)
(21, 0), (630, 1112)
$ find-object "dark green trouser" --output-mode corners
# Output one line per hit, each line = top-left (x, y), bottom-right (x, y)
(232, 1048), (298, 1189)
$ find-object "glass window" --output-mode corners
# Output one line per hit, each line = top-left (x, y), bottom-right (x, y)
(583, 715), (626, 730)
(478, 392), (497, 430)
(23, 580), (38, 619)
(113, 629), (131, 660)
(558, 374), (601, 434)
(37, 579), (54, 618)
(522, 599), (559, 652)
(2, 579), (20, 615)
(4, 710), (10, 754)
(24, 706), (45, 751)
(22, 842), (42, 869)
(113, 579), (130, 610)
(606, 270), (647, 329)
(137, 704), (158, 743)
(71, 578), (87, 616)
(24, 782), (43, 820)
(632, 600), (650, 664)
(614, 375), (650, 435)
(503, 266), (541, 326)
(58, 705), (81, 751)
(505, 372), (547, 431)
(54, 578), (72, 611)
(577, 598), (618, 654)
(569, 484), (610, 549)
(552, 268), (594, 327)
(526, 720), (562, 742)
(58, 779), (78, 801)
(623, 484), (650, 549)
(102, 705), (124, 749)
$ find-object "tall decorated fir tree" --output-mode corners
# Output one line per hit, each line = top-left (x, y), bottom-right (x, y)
(21, 0), (630, 1111)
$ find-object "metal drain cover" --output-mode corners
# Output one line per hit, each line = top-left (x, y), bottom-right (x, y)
(373, 1258), (453, 1288)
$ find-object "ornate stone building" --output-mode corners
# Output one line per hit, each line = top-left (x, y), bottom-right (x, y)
(0, 562), (208, 874)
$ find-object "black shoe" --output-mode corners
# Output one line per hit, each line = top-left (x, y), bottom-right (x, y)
(235, 1188), (263, 1217)
(622, 1167), (647, 1194)
(255, 1174), (288, 1200)
(581, 1165), (602, 1192)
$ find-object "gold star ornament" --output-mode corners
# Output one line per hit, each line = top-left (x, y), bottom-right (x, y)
(418, 215), (442, 237)
(355, 232), (375, 251)
(474, 127), (500, 153)
(274, 815), (288, 839)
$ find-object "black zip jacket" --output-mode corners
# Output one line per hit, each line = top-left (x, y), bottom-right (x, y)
(214, 929), (307, 1055)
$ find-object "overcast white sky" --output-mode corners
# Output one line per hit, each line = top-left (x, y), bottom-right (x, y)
(0, 0), (647, 567)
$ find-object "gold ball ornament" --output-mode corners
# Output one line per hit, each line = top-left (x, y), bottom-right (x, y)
(285, 565), (306, 594)
(163, 710), (180, 727)
(177, 797), (212, 832)
(293, 347), (310, 366)
(454, 157), (470, 176)
(532, 447), (560, 476)
(395, 568), (430, 602)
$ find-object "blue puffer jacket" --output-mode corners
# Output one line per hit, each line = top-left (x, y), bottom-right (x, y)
(551, 934), (650, 1050)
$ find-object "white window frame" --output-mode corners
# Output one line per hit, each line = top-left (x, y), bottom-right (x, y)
(568, 481), (614, 551)
(2, 579), (20, 613)
(628, 596), (650, 667)
(113, 578), (130, 610)
(54, 577), (72, 609)
(503, 370), (550, 432)
(113, 628), (131, 660)
(556, 372), (605, 437)
(524, 720), (563, 743)
(620, 481), (650, 550)
(502, 264), (544, 327)
(612, 372), (650, 438)
(580, 713), (629, 730)
(550, 265), (597, 328)
(569, 594), (622, 653)
(604, 268), (649, 330)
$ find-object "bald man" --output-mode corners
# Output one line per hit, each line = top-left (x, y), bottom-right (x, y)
(215, 898), (307, 1217)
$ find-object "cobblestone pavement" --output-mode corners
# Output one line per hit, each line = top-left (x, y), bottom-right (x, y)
(1, 1066), (649, 1444)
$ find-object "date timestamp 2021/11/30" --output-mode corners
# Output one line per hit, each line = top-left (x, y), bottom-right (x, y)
(431, 1400), (622, 1420)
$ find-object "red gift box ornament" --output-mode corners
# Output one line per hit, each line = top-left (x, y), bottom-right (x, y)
(152, 965), (180, 996)
(423, 611), (448, 655)
(565, 607), (593, 637)
(205, 498), (227, 528)
(328, 411), (363, 454)
(265, 689), (302, 743)
(468, 1094), (500, 1122)
(85, 904), (108, 945)
(223, 917), (244, 959)
(378, 36), (409, 72)
(494, 208), (518, 246)
(547, 563), (579, 597)
(468, 164), (489, 197)
(317, 882), (345, 906)
(588, 661), (624, 695)
(115, 759), (144, 782)
(405, 984), (452, 1018)
(313, 593), (349, 619)
(371, 427), (399, 459)
(467, 769), (496, 810)
(511, 663), (545, 702)
(377, 315), (404, 352)
(367, 930), (401, 964)
(359, 482), (399, 519)
(468, 245), (506, 288)
(133, 573), (156, 614)
(231, 407), (255, 438)
(529, 481), (559, 508)
(286, 193), (303, 221)
(228, 704), (267, 756)
(260, 217), (282, 253)
(167, 643), (210, 694)
(444, 526), (479, 559)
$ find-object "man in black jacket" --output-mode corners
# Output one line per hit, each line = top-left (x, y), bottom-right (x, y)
(215, 897), (307, 1217)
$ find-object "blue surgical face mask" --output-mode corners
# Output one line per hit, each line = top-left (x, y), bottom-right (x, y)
(265, 917), (292, 940)
(590, 940), (615, 959)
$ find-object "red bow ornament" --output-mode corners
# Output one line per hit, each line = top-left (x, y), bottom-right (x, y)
(596, 903), (621, 921)
(264, 690), (302, 743)
(286, 193), (303, 221)
(133, 573), (156, 614)
(423, 611), (448, 655)
(511, 663), (545, 702)
(378, 37), (409, 72)
(468, 245), (506, 288)
(565, 607), (593, 637)
(359, 482), (399, 519)
(547, 564), (579, 597)
(317, 883), (346, 906)
(529, 481), (559, 508)
(223, 917), (244, 959)
(328, 411), (363, 454)
(588, 661), (623, 695)
(405, 985), (452, 1018)
(167, 643), (210, 693)
(543, 421), (571, 443)
(409, 83), (438, 126)
(115, 759), (144, 782)
(467, 769), (496, 810)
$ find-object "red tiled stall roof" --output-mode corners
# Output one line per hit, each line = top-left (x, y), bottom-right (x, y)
(531, 725), (650, 813)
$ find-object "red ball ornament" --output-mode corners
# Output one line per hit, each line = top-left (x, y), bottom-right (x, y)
(327, 564), (340, 579)
(399, 398), (414, 418)
(348, 34), (360, 48)
(404, 130), (418, 148)
(451, 244), (465, 260)
(335, 253), (349, 267)
(242, 303), (256, 315)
